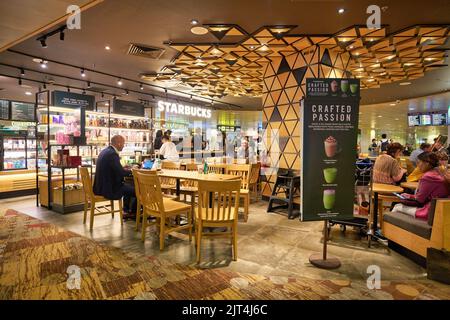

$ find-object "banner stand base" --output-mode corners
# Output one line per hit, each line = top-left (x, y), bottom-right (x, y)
(309, 254), (341, 269)
(309, 220), (341, 269)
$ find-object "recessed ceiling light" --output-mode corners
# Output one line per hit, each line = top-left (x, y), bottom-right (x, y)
(81, 69), (86, 77)
(389, 103), (396, 106)
(395, 118), (399, 120)
(105, 45), (111, 50)
(191, 19), (199, 25)
(191, 26), (208, 35)
(338, 8), (345, 14)
(399, 82), (411, 86)
(25, 91), (32, 96)
(117, 78), (123, 86)
(40, 61), (47, 69)
(377, 115), (382, 118)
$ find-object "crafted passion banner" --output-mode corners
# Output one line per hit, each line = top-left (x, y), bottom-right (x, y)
(301, 78), (360, 221)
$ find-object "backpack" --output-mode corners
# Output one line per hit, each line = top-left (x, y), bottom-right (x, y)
(380, 140), (389, 152)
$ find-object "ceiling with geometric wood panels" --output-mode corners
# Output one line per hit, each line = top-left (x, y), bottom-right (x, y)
(141, 24), (450, 99)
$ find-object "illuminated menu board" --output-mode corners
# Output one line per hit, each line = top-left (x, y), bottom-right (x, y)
(432, 113), (448, 125)
(420, 114), (431, 126)
(0, 99), (9, 120)
(408, 114), (420, 126)
(11, 102), (35, 121)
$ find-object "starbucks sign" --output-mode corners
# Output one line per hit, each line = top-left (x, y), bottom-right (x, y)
(157, 100), (212, 119)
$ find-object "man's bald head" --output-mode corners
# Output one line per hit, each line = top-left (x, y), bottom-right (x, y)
(111, 135), (125, 151)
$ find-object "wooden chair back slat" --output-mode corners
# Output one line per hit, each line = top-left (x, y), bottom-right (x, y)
(197, 179), (241, 222)
(132, 169), (157, 204)
(160, 161), (179, 187)
(136, 171), (165, 214)
(79, 167), (93, 200)
(207, 164), (224, 174)
(249, 162), (261, 185)
(226, 164), (251, 190)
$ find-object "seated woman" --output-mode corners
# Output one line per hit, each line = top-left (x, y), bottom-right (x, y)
(159, 134), (180, 162)
(373, 142), (407, 185)
(392, 152), (450, 220)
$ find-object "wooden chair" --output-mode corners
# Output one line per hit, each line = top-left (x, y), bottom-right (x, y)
(226, 164), (252, 222)
(160, 161), (179, 195)
(136, 171), (192, 250)
(208, 163), (225, 174)
(79, 167), (123, 230)
(248, 162), (261, 202)
(132, 168), (157, 231)
(195, 179), (241, 263)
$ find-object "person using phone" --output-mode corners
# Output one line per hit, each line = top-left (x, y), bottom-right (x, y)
(391, 152), (450, 220)
(373, 143), (407, 185)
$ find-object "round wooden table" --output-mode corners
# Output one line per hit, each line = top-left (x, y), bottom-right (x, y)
(400, 181), (419, 190)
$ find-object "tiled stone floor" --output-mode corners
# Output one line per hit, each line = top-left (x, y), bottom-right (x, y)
(0, 195), (429, 283)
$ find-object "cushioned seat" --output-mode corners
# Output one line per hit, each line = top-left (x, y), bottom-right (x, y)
(383, 212), (432, 240)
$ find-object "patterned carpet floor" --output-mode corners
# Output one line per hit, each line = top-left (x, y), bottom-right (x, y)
(1, 209), (449, 300)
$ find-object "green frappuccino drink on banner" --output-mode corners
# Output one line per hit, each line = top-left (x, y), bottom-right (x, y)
(350, 83), (358, 94)
(323, 189), (336, 210)
(340, 80), (349, 93)
(323, 168), (337, 184)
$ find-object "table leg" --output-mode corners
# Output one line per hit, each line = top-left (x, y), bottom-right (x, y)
(176, 178), (180, 197)
(373, 191), (379, 233)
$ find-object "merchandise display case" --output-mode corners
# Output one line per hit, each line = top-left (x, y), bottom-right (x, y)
(36, 90), (93, 213)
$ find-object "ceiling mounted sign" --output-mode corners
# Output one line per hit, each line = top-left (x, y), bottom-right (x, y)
(157, 100), (212, 119)
(52, 90), (95, 110)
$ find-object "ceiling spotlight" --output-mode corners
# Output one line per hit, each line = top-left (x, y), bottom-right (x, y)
(25, 91), (32, 96)
(40, 37), (47, 48)
(20, 68), (25, 76)
(101, 92), (104, 98)
(18, 78), (22, 86)
(40, 60), (47, 69)
(125, 90), (129, 95)
(81, 69), (86, 77)
(338, 8), (345, 14)
(87, 81), (91, 88)
(117, 78), (123, 86)
(105, 45), (111, 51)
(152, 95), (155, 99)
(59, 30), (65, 41)
(67, 87), (71, 92)
(191, 19), (199, 25)
(43, 83), (47, 89)
(140, 83), (144, 90)
(82, 89), (86, 94)
(191, 26), (208, 35)
(190, 95), (193, 100)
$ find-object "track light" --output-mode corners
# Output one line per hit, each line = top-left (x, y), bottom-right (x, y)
(117, 78), (123, 86)
(125, 90), (129, 95)
(18, 78), (22, 86)
(20, 68), (25, 76)
(40, 37), (48, 48)
(82, 89), (86, 94)
(190, 95), (193, 100)
(67, 87), (71, 92)
(140, 83), (144, 90)
(40, 60), (47, 69)
(152, 95), (155, 99)
(81, 69), (86, 77)
(43, 83), (47, 89)
(59, 30), (65, 41)
(101, 92), (104, 98)
(87, 81), (91, 88)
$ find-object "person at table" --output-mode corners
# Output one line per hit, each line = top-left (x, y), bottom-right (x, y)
(409, 143), (431, 166)
(153, 130), (163, 150)
(391, 152), (450, 220)
(368, 138), (379, 156)
(373, 142), (407, 185)
(237, 138), (255, 162)
(159, 134), (179, 161)
(93, 135), (136, 219)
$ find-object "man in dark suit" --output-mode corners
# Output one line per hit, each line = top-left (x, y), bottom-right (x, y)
(93, 135), (136, 219)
